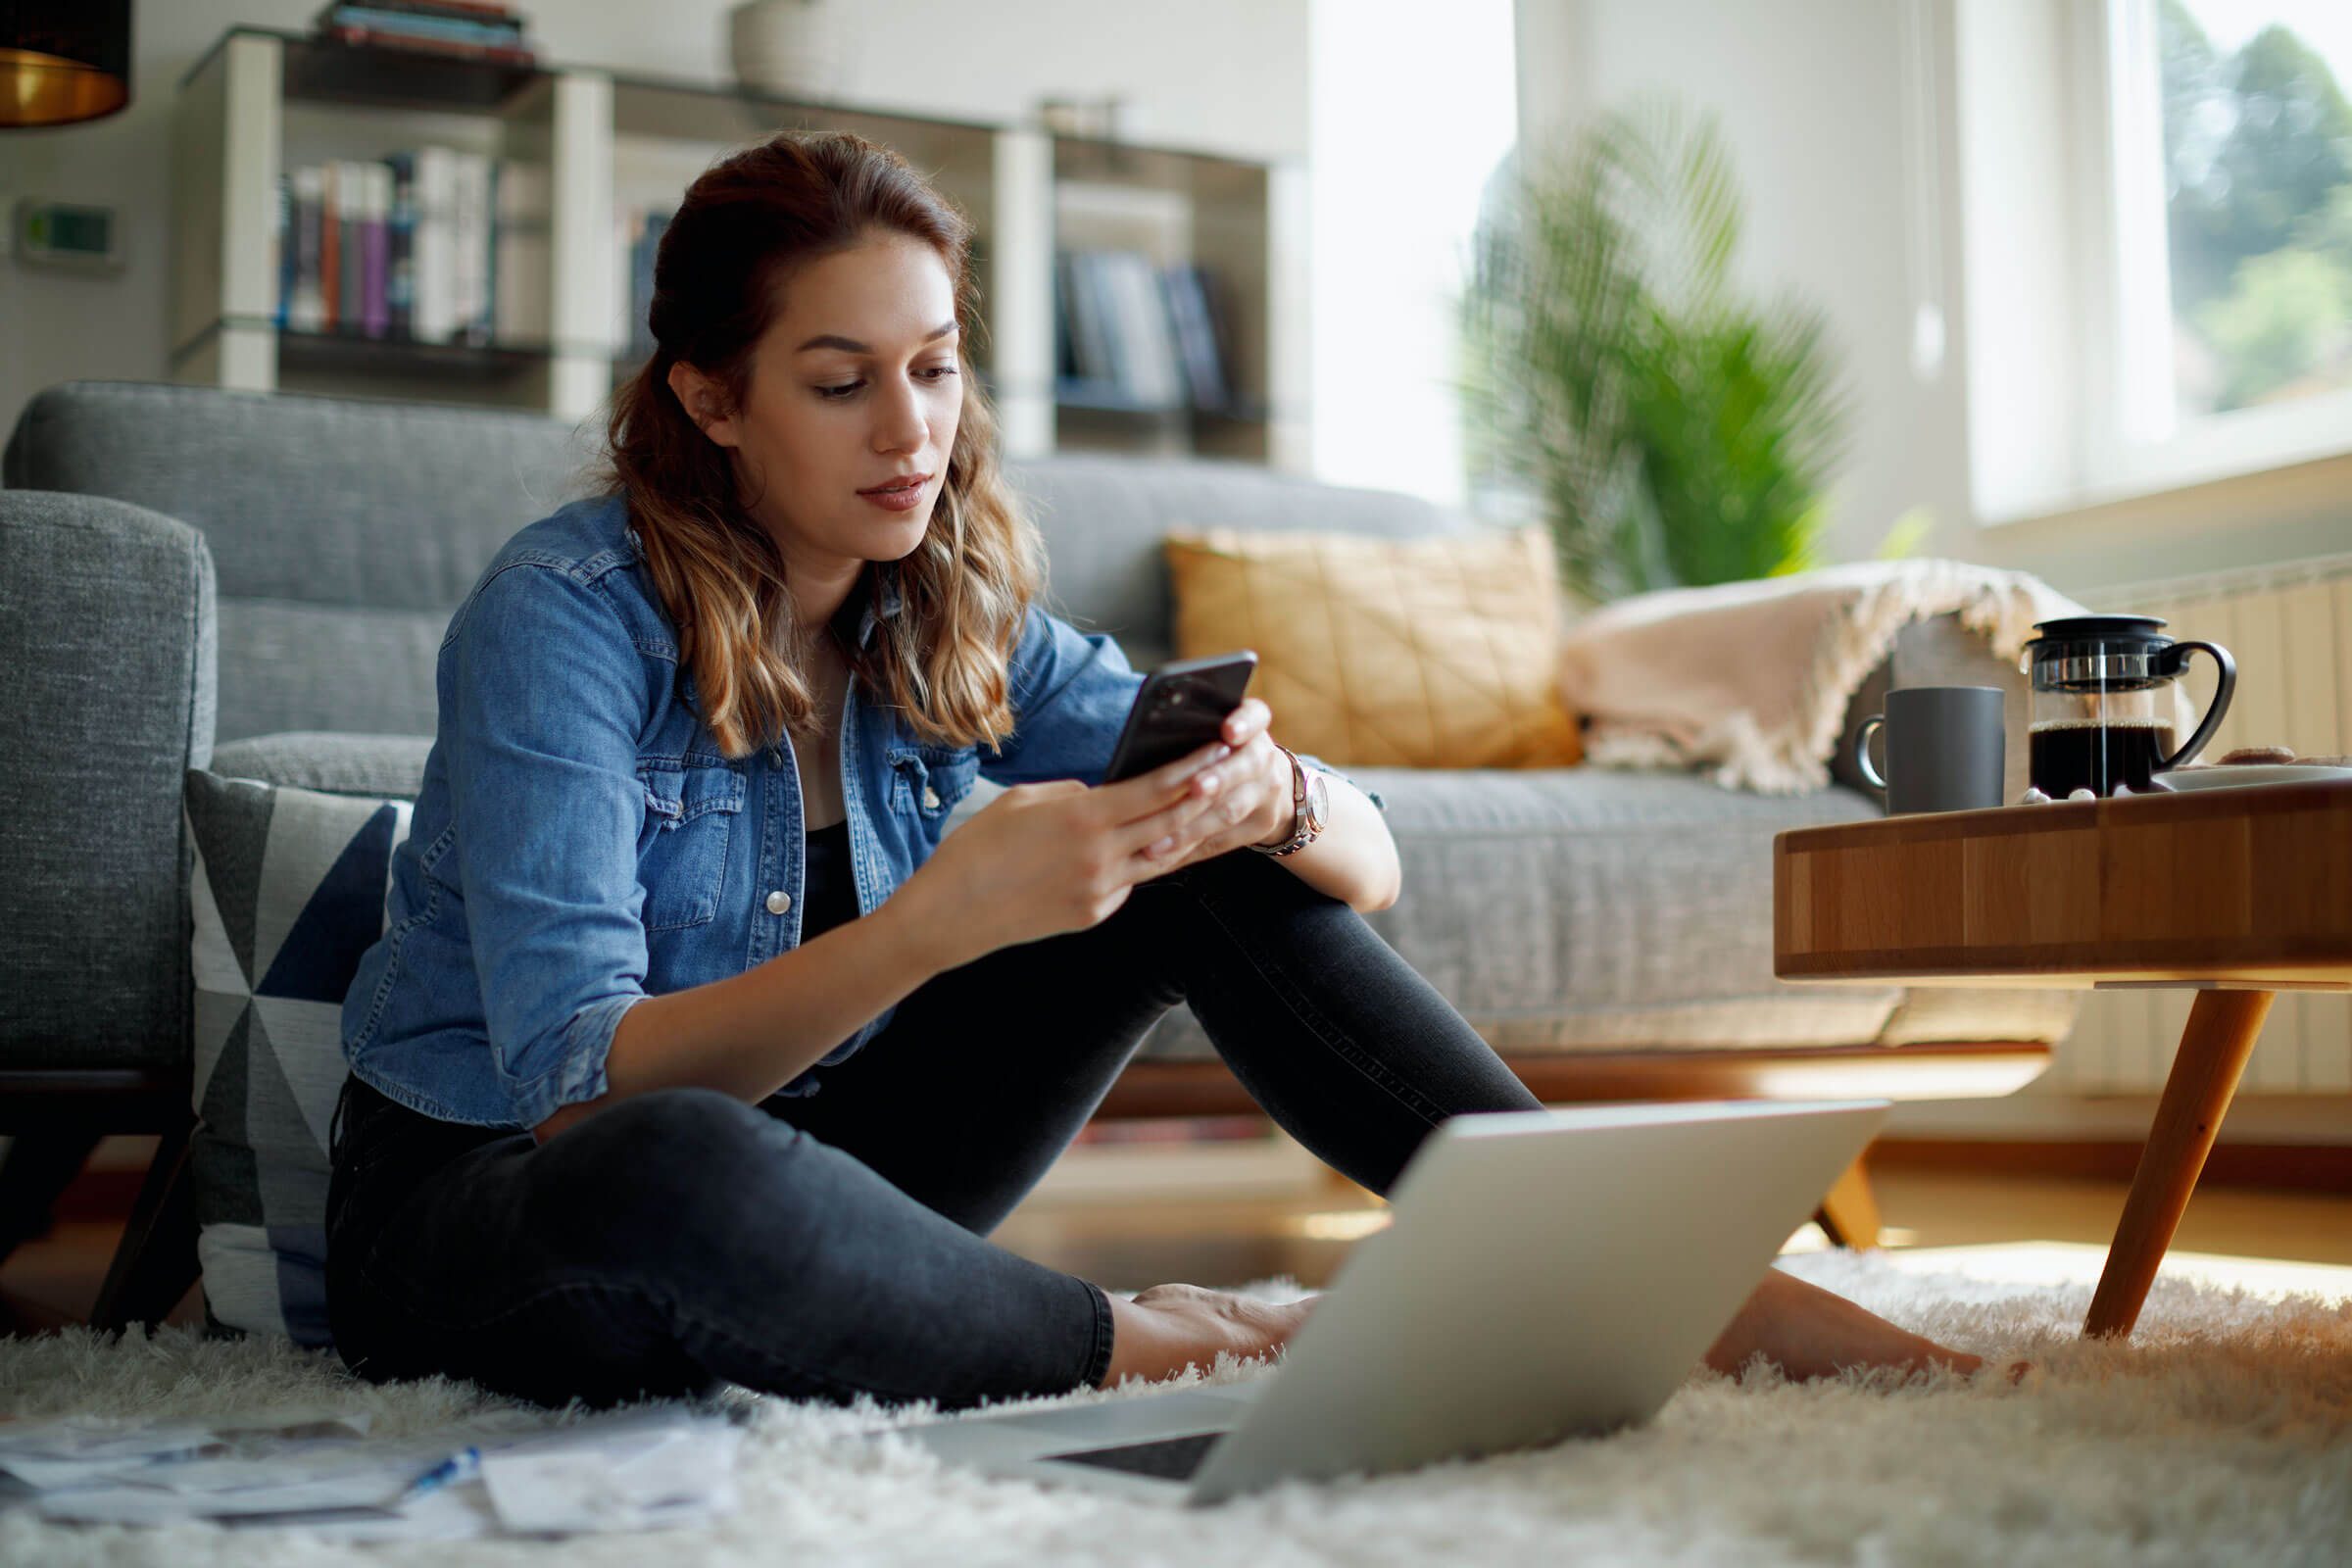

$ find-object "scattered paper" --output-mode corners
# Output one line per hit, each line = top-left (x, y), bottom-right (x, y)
(0, 1405), (374, 1490)
(478, 1408), (744, 1535)
(3, 1400), (742, 1540)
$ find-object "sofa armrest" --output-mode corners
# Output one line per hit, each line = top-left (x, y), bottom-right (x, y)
(0, 490), (217, 1071)
(1831, 612), (2034, 807)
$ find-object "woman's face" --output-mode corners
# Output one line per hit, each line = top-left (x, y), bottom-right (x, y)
(683, 233), (964, 583)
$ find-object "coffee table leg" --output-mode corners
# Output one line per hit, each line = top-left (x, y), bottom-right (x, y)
(1814, 1153), (1882, 1250)
(2082, 990), (2275, 1339)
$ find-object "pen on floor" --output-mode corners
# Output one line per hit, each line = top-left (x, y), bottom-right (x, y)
(396, 1445), (482, 1505)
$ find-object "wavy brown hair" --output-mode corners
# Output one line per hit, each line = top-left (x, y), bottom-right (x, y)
(601, 129), (1044, 760)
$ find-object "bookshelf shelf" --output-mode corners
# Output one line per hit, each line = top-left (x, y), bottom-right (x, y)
(184, 27), (548, 114)
(275, 324), (552, 378)
(171, 24), (1306, 468)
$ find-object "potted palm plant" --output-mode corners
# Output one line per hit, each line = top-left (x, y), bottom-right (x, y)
(1458, 98), (1856, 605)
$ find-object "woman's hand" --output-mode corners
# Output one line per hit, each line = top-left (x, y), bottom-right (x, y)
(1136, 697), (1295, 874)
(888, 735), (1252, 971)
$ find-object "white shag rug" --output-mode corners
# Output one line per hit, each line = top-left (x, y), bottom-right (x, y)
(4, 1249), (2349, 1567)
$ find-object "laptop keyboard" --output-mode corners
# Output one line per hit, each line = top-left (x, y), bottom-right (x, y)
(1042, 1431), (1227, 1481)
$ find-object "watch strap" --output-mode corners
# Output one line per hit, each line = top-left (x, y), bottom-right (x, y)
(1251, 745), (1321, 858)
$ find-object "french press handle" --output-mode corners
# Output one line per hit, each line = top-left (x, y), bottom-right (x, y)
(2158, 641), (2236, 770)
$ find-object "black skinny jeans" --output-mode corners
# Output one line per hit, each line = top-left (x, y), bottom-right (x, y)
(324, 848), (1542, 1412)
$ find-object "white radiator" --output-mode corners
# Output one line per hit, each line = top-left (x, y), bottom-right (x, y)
(2047, 551), (2352, 1096)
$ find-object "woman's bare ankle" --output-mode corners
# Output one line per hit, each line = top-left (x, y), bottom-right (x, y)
(1705, 1267), (1984, 1383)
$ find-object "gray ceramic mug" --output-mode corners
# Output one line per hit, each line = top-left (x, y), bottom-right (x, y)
(1853, 686), (2007, 814)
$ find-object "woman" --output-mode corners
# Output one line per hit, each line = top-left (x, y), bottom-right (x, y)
(325, 129), (1983, 1413)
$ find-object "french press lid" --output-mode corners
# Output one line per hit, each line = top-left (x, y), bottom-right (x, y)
(2019, 614), (2176, 693)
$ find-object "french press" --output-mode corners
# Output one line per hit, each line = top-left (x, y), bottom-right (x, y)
(2017, 616), (2235, 797)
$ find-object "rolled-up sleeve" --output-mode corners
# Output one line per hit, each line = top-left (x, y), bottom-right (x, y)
(1289, 751), (1386, 814)
(444, 563), (652, 1128)
(982, 604), (1148, 785)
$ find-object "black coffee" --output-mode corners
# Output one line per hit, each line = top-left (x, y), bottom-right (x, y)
(2029, 719), (2176, 797)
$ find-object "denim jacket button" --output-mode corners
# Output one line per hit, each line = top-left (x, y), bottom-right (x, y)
(920, 786), (941, 809)
(765, 889), (792, 915)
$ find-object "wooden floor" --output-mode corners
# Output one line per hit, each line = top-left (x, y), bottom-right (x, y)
(7, 1161), (2352, 1337)
(990, 1162), (2352, 1292)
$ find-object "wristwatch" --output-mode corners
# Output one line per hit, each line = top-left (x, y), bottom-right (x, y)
(1251, 745), (1330, 858)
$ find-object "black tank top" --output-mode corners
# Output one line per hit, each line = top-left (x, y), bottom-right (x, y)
(800, 818), (858, 939)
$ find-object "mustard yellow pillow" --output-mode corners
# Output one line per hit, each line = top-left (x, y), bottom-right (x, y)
(1162, 525), (1584, 768)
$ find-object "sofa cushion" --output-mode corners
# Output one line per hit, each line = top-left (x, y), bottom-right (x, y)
(211, 731), (433, 800)
(184, 767), (415, 1348)
(1136, 766), (1903, 1061)
(1163, 524), (1584, 768)
(5, 381), (596, 612)
(215, 602), (448, 747)
(4, 382), (599, 744)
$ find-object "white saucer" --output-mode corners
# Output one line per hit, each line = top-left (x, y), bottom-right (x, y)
(2159, 762), (2352, 792)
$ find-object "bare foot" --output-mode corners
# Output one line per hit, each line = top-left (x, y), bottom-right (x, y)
(1704, 1267), (1985, 1383)
(1099, 1284), (1317, 1388)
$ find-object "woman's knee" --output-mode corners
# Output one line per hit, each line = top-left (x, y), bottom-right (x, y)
(528, 1086), (810, 1263)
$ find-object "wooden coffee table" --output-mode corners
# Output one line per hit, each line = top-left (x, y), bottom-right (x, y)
(1774, 780), (2352, 1338)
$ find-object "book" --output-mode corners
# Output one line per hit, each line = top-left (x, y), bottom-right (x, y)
(1102, 251), (1184, 406)
(336, 161), (371, 336)
(287, 166), (325, 331)
(470, 151), (497, 341)
(321, 24), (537, 67)
(482, 157), (500, 339)
(1053, 254), (1075, 380)
(357, 162), (390, 338)
(272, 174), (294, 329)
(447, 149), (492, 343)
(384, 152), (416, 336)
(316, 0), (524, 26)
(318, 5), (527, 50)
(319, 163), (343, 329)
(409, 145), (461, 342)
(1058, 250), (1120, 391)
(623, 208), (670, 365)
(493, 160), (551, 344)
(1161, 263), (1233, 410)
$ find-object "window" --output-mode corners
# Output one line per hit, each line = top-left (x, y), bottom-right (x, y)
(1307, 0), (1517, 507)
(1956, 0), (2352, 524)
(2153, 0), (2352, 424)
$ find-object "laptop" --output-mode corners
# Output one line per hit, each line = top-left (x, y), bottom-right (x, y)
(891, 1097), (1890, 1505)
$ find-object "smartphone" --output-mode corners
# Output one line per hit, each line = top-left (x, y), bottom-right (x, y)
(1102, 651), (1259, 784)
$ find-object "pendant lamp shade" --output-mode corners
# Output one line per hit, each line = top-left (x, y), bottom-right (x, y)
(2, 0), (132, 128)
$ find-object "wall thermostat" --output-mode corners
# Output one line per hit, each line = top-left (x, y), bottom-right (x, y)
(14, 200), (123, 271)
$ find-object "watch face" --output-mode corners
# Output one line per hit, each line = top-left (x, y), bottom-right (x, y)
(1303, 766), (1330, 831)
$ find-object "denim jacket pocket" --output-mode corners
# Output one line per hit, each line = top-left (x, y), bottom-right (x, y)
(636, 760), (747, 930)
(886, 745), (980, 827)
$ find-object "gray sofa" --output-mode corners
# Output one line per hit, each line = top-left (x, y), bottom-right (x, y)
(0, 380), (2072, 1319)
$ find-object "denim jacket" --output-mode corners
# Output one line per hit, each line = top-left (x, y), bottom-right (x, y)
(341, 493), (1383, 1129)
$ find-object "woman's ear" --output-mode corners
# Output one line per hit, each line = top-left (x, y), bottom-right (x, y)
(665, 361), (742, 449)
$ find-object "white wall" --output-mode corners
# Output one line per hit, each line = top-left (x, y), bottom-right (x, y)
(1510, 0), (2352, 600)
(1307, 0), (1518, 508)
(0, 0), (1312, 441)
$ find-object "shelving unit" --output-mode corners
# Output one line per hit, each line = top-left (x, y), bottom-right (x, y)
(170, 25), (1306, 468)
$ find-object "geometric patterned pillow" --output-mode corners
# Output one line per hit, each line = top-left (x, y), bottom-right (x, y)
(1162, 524), (1585, 769)
(182, 768), (414, 1349)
